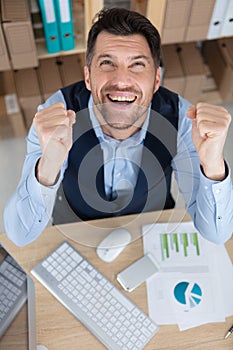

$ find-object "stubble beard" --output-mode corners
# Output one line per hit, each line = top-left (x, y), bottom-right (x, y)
(94, 102), (149, 131)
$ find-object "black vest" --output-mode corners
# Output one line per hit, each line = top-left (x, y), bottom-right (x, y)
(53, 81), (179, 223)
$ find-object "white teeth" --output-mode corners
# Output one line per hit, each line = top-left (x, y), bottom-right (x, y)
(109, 95), (135, 102)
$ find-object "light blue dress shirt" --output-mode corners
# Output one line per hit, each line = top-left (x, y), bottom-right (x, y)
(4, 90), (233, 246)
(88, 96), (149, 200)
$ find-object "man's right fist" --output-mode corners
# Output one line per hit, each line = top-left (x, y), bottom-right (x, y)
(33, 102), (76, 186)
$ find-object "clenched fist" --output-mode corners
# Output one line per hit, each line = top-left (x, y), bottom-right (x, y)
(33, 102), (76, 186)
(187, 103), (231, 181)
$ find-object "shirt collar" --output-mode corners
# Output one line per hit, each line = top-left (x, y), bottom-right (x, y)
(88, 95), (151, 145)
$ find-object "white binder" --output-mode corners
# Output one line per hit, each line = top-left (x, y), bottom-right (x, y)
(207, 0), (228, 39)
(221, 0), (233, 37)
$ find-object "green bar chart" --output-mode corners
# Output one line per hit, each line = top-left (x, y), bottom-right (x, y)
(160, 232), (200, 261)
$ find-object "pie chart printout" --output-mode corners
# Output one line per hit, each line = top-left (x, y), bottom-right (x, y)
(173, 281), (202, 309)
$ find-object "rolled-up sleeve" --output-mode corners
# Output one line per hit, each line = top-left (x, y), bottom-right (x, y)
(4, 91), (68, 246)
(173, 96), (233, 244)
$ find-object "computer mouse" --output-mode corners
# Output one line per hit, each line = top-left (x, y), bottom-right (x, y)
(96, 228), (132, 262)
(37, 345), (48, 350)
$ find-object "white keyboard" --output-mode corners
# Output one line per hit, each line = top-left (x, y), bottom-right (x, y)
(31, 241), (158, 350)
(0, 255), (27, 337)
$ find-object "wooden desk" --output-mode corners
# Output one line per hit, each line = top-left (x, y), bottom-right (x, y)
(1, 209), (233, 350)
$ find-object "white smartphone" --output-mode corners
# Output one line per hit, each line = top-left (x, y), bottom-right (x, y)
(117, 253), (160, 292)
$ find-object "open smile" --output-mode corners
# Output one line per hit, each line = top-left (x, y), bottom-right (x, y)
(107, 94), (137, 103)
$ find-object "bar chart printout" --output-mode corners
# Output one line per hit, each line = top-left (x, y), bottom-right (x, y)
(142, 222), (233, 330)
(160, 232), (200, 261)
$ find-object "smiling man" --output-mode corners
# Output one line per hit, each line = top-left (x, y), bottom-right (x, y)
(4, 8), (233, 247)
(84, 31), (160, 139)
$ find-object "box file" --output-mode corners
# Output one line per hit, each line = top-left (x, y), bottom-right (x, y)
(162, 44), (185, 95)
(14, 68), (41, 98)
(0, 70), (16, 95)
(178, 42), (205, 103)
(0, 95), (15, 139)
(3, 21), (38, 69)
(0, 24), (11, 71)
(218, 38), (233, 67)
(38, 0), (60, 53)
(7, 107), (26, 137)
(203, 39), (233, 102)
(185, 0), (216, 42)
(37, 57), (63, 100)
(199, 65), (222, 104)
(1, 0), (30, 21)
(54, 0), (75, 51)
(0, 94), (26, 138)
(59, 54), (84, 86)
(161, 0), (192, 44)
(19, 95), (43, 129)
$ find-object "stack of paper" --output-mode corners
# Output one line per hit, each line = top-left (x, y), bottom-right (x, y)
(143, 221), (233, 330)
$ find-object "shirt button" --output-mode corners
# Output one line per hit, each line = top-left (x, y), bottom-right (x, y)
(215, 189), (221, 194)
(204, 186), (208, 190)
(217, 216), (222, 221)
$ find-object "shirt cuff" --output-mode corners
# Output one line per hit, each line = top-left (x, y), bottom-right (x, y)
(200, 160), (229, 181)
(199, 161), (231, 201)
(27, 162), (63, 207)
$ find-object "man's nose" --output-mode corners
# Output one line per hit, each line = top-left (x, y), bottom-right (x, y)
(113, 66), (132, 88)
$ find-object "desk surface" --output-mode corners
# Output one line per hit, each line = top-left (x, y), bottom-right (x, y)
(1, 209), (233, 350)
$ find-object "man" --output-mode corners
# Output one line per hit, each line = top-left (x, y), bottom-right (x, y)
(4, 8), (232, 247)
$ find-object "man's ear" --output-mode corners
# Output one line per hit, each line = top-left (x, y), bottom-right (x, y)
(84, 66), (91, 91)
(153, 67), (161, 93)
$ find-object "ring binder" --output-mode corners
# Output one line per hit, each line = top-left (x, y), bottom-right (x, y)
(54, 0), (75, 51)
(38, 0), (60, 53)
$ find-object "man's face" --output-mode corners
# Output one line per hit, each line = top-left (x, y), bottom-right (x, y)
(84, 31), (160, 139)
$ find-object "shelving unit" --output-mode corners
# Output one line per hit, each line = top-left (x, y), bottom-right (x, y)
(36, 37), (86, 59)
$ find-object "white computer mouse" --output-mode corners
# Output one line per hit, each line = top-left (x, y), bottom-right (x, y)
(96, 228), (131, 263)
(37, 345), (48, 350)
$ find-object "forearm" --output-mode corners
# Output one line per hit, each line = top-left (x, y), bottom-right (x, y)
(175, 96), (233, 244)
(3, 161), (59, 246)
(174, 153), (233, 244)
(4, 192), (50, 247)
(4, 91), (69, 246)
(187, 163), (233, 244)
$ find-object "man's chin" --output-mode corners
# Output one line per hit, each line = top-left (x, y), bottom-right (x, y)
(95, 103), (148, 131)
(108, 122), (132, 130)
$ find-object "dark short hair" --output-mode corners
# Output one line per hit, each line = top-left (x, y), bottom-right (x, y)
(86, 8), (161, 68)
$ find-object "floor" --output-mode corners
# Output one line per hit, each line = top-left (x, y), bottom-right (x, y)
(0, 102), (233, 234)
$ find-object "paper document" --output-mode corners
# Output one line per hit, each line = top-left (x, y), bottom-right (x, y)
(143, 221), (233, 330)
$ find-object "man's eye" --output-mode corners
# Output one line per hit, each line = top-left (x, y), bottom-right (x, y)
(134, 61), (146, 67)
(99, 60), (115, 71)
(130, 61), (146, 71)
(100, 60), (112, 66)
(135, 61), (145, 66)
